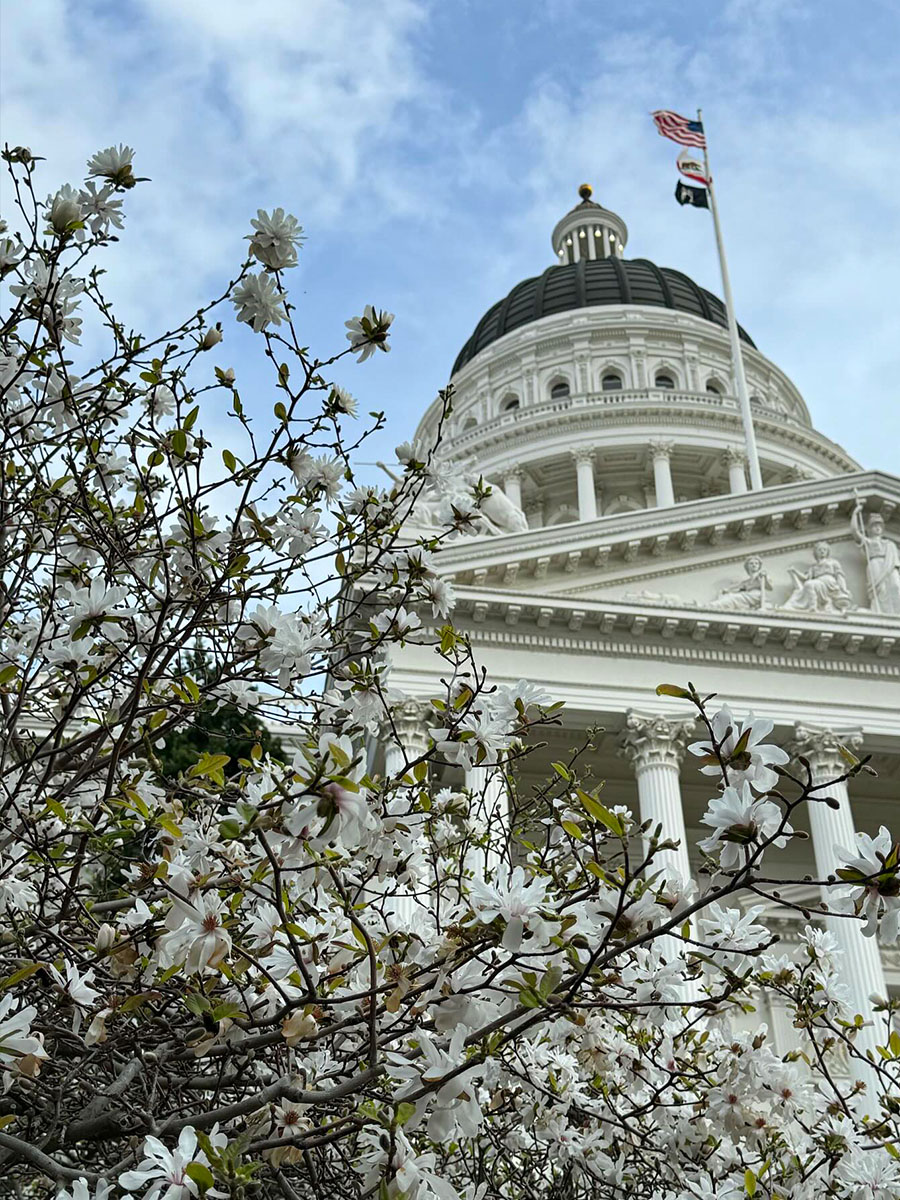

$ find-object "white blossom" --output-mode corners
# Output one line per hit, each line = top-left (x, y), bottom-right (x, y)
(232, 271), (288, 331)
(247, 207), (304, 270)
(345, 303), (394, 362)
(119, 1128), (209, 1200)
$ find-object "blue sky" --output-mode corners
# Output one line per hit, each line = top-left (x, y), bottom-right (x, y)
(3, 0), (898, 476)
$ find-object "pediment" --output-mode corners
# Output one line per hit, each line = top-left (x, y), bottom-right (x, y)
(436, 470), (900, 626)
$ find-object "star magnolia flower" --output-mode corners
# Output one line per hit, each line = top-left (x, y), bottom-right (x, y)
(468, 864), (554, 951)
(689, 705), (789, 792)
(57, 1180), (114, 1200)
(698, 781), (793, 870)
(836, 1142), (900, 1200)
(232, 271), (288, 331)
(48, 961), (100, 1030)
(697, 903), (768, 972)
(87, 143), (135, 186)
(0, 996), (48, 1086)
(158, 894), (232, 972)
(246, 207), (304, 270)
(329, 384), (358, 416)
(833, 825), (900, 941)
(119, 1128), (209, 1200)
(345, 304), (394, 362)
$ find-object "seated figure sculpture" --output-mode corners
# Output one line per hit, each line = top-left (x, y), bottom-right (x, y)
(783, 540), (853, 613)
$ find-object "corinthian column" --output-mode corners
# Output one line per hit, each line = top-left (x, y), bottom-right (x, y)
(723, 446), (748, 494)
(789, 725), (888, 1058)
(383, 700), (430, 779)
(619, 712), (695, 882)
(502, 466), (523, 511)
(649, 439), (675, 508)
(572, 448), (597, 521)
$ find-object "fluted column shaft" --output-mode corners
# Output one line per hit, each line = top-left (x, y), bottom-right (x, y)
(573, 449), (597, 522)
(791, 725), (888, 1063)
(465, 759), (509, 872)
(649, 440), (675, 508)
(724, 447), (748, 494)
(502, 467), (522, 511)
(620, 713), (694, 882)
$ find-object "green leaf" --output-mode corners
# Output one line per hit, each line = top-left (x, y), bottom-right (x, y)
(576, 789), (623, 835)
(551, 761), (571, 782)
(185, 993), (212, 1016)
(218, 819), (242, 841)
(185, 1162), (215, 1192)
(561, 820), (583, 841)
(0, 962), (45, 990)
(0, 665), (18, 686)
(183, 404), (200, 431)
(744, 1168), (757, 1197)
(222, 449), (236, 472)
(274, 401), (287, 422)
(395, 1101), (416, 1127)
(171, 429), (187, 457)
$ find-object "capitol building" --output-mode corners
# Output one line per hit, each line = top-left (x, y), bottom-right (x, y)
(388, 185), (900, 1055)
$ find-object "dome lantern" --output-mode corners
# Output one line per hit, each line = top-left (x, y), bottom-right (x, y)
(551, 183), (628, 264)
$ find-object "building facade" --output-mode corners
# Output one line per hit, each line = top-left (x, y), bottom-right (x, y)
(387, 185), (900, 1055)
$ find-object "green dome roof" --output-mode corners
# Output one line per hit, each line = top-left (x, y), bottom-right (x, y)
(451, 257), (755, 375)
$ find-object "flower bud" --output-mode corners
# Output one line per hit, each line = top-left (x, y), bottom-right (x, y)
(199, 323), (223, 350)
(95, 922), (116, 952)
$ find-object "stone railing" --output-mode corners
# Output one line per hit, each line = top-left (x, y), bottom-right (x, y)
(444, 388), (800, 453)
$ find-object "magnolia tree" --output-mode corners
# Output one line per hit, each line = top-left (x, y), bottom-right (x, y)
(1, 145), (900, 1200)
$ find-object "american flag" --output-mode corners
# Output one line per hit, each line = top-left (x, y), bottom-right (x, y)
(651, 110), (707, 149)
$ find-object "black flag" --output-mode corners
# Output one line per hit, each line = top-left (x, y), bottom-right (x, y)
(675, 180), (709, 208)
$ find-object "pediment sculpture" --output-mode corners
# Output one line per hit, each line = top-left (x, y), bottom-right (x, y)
(783, 541), (853, 614)
(852, 503), (900, 615)
(711, 555), (771, 611)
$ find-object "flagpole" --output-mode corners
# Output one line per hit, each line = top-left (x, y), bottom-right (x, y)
(698, 108), (763, 491)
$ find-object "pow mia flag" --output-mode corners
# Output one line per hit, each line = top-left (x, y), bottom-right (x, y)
(675, 180), (709, 209)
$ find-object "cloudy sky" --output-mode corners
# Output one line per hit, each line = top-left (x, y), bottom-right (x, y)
(3, 0), (898, 474)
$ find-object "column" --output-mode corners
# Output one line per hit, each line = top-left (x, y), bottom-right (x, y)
(649, 439), (675, 508)
(789, 725), (888, 1062)
(383, 700), (430, 780)
(572, 448), (597, 521)
(619, 712), (695, 883)
(587, 226), (597, 260)
(601, 228), (610, 258)
(502, 466), (523, 511)
(465, 758), (509, 873)
(723, 447), (748, 494)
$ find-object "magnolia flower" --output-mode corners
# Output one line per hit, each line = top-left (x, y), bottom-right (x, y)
(247, 207), (304, 270)
(689, 705), (789, 792)
(329, 384), (358, 416)
(422, 575), (456, 618)
(158, 893), (232, 972)
(345, 304), (394, 362)
(468, 864), (554, 951)
(372, 606), (422, 639)
(232, 271), (288, 331)
(57, 1181), (114, 1200)
(0, 996), (47, 1087)
(48, 962), (100, 1030)
(64, 578), (131, 630)
(47, 184), (84, 236)
(697, 903), (768, 972)
(197, 323), (223, 350)
(87, 143), (135, 186)
(698, 781), (792, 870)
(79, 181), (125, 234)
(833, 825), (900, 941)
(836, 1142), (900, 1200)
(119, 1128), (209, 1200)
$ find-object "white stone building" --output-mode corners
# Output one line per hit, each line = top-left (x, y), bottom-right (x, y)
(388, 185), (900, 1055)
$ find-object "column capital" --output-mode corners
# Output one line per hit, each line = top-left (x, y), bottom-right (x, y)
(571, 446), (596, 467)
(722, 446), (747, 468)
(789, 724), (864, 779)
(501, 464), (524, 483)
(619, 711), (696, 772)
(383, 699), (432, 757)
(648, 438), (675, 462)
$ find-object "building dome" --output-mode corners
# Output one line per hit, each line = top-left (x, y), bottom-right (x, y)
(452, 257), (755, 375)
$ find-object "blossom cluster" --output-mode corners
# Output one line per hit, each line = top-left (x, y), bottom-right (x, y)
(0, 146), (899, 1200)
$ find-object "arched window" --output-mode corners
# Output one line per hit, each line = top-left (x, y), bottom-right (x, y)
(462, 416), (478, 431)
(705, 378), (723, 395)
(549, 379), (570, 400)
(500, 394), (519, 413)
(601, 371), (623, 392)
(655, 373), (675, 390)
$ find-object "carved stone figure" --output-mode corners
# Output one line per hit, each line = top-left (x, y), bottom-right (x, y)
(851, 505), (900, 615)
(783, 541), (853, 613)
(712, 555), (771, 611)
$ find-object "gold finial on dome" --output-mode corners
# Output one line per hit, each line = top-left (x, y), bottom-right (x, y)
(578, 182), (593, 201)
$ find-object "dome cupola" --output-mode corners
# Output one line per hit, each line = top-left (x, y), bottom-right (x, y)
(551, 183), (628, 264)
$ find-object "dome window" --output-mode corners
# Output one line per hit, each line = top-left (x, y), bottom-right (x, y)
(500, 394), (520, 413)
(655, 373), (675, 389)
(601, 371), (623, 392)
(549, 380), (570, 400)
(705, 379), (723, 395)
